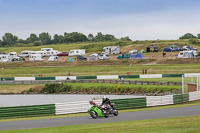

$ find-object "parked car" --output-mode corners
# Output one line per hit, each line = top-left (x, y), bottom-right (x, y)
(98, 53), (110, 60)
(77, 55), (87, 61)
(48, 56), (59, 61)
(57, 52), (68, 56)
(129, 49), (138, 54)
(163, 47), (175, 52)
(117, 53), (131, 59)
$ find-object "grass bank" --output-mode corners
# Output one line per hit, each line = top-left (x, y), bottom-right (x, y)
(26, 83), (181, 95)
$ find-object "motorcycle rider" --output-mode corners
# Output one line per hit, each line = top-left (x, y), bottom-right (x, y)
(100, 96), (113, 111)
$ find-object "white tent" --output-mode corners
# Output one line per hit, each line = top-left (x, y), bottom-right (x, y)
(89, 54), (99, 61)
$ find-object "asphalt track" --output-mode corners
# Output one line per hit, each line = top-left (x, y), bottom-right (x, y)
(1, 105), (200, 131)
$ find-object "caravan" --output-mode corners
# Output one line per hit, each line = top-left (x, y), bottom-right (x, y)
(8, 52), (18, 58)
(29, 54), (44, 61)
(69, 49), (85, 56)
(19, 51), (35, 57)
(177, 51), (197, 58)
(0, 54), (11, 62)
(102, 46), (120, 55)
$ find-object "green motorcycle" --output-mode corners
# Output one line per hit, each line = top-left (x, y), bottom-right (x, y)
(88, 103), (109, 119)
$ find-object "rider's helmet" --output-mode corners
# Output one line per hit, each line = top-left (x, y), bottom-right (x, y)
(102, 96), (106, 101)
(89, 100), (94, 105)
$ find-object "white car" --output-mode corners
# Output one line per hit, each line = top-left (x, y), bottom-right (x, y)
(98, 54), (110, 60)
(129, 49), (138, 54)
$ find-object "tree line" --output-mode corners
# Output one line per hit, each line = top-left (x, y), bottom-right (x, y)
(179, 33), (200, 45)
(0, 32), (132, 46)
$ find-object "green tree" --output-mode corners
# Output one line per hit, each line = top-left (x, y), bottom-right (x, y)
(62, 32), (88, 43)
(52, 34), (63, 44)
(197, 34), (200, 39)
(39, 32), (51, 45)
(179, 33), (197, 39)
(17, 38), (27, 44)
(88, 33), (94, 41)
(94, 32), (116, 41)
(120, 36), (132, 41)
(33, 41), (43, 46)
(26, 33), (39, 43)
(2, 33), (18, 46)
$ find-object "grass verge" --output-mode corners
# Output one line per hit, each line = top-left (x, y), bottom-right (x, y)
(1, 115), (200, 133)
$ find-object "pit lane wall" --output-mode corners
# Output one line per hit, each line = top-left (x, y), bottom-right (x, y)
(2, 73), (184, 81)
(1, 92), (200, 119)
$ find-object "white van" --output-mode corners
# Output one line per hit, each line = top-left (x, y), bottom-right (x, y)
(29, 54), (44, 61)
(48, 56), (59, 61)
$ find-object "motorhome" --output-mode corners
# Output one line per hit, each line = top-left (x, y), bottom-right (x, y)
(69, 49), (85, 56)
(177, 51), (197, 58)
(48, 56), (59, 61)
(102, 46), (120, 55)
(19, 51), (35, 57)
(0, 54), (11, 62)
(29, 54), (44, 61)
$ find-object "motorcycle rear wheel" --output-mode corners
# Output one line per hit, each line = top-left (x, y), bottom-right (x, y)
(90, 112), (97, 119)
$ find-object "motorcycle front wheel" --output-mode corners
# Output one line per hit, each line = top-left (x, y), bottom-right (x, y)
(90, 112), (97, 119)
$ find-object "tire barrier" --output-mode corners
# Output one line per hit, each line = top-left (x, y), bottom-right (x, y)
(0, 104), (55, 119)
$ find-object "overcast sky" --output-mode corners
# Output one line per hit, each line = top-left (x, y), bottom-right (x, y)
(1, 0), (200, 40)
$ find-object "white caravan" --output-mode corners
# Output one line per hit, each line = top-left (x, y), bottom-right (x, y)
(19, 51), (35, 57)
(29, 54), (44, 61)
(177, 50), (197, 58)
(102, 46), (120, 55)
(48, 56), (59, 61)
(34, 50), (58, 56)
(0, 54), (11, 62)
(8, 52), (18, 58)
(69, 49), (85, 56)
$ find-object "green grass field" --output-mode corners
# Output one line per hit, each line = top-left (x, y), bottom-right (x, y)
(1, 64), (200, 77)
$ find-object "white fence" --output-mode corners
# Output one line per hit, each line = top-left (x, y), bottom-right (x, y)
(140, 74), (162, 79)
(189, 91), (200, 101)
(55, 100), (102, 115)
(146, 95), (173, 106)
